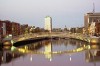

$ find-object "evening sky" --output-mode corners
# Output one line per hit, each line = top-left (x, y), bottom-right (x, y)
(0, 0), (100, 28)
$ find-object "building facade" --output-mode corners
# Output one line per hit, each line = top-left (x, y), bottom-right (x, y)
(0, 20), (21, 39)
(20, 24), (29, 34)
(44, 16), (52, 32)
(12, 22), (21, 36)
(89, 22), (100, 36)
(84, 12), (100, 34)
(0, 21), (3, 41)
(4, 20), (12, 36)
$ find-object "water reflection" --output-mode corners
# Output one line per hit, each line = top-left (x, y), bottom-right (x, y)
(0, 46), (24, 66)
(85, 45), (100, 62)
(0, 39), (100, 66)
(44, 41), (52, 61)
(16, 39), (89, 55)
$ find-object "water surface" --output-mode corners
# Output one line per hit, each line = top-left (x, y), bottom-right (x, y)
(0, 39), (100, 66)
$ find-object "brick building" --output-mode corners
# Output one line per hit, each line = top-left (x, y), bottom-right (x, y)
(0, 20), (3, 41)
(12, 22), (20, 36)
(0, 20), (21, 38)
(4, 20), (12, 36)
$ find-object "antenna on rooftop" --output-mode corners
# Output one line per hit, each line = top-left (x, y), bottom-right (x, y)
(93, 2), (95, 13)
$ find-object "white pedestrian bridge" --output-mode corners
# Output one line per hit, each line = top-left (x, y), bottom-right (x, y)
(12, 32), (91, 44)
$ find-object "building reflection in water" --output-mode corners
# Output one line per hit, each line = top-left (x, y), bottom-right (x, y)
(0, 46), (24, 66)
(44, 40), (52, 61)
(85, 44), (100, 66)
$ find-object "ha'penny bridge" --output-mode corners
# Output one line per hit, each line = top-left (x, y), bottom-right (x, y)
(1, 32), (100, 62)
(12, 32), (91, 44)
(2, 32), (100, 47)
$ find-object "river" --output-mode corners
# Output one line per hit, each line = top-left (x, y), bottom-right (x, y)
(0, 38), (100, 66)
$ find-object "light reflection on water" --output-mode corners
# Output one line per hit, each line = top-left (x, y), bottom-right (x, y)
(0, 39), (100, 66)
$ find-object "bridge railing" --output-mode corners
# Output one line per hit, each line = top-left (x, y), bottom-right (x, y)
(12, 32), (91, 43)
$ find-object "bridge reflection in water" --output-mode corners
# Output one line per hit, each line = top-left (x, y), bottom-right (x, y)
(0, 39), (100, 66)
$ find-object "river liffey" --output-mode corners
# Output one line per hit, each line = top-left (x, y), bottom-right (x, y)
(0, 39), (100, 66)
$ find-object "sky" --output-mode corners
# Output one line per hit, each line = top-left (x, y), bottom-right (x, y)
(0, 0), (100, 28)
